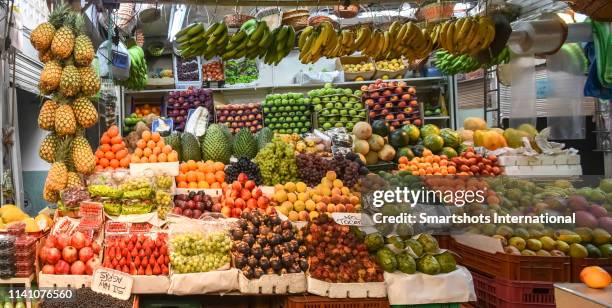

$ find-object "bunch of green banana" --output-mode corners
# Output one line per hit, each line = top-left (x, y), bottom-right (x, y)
(263, 25), (295, 65)
(435, 47), (510, 75)
(434, 16), (496, 55)
(117, 45), (147, 90)
(244, 21), (273, 60)
(222, 28), (249, 60)
(175, 22), (229, 59)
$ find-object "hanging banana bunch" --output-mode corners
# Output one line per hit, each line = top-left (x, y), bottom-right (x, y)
(436, 16), (496, 55)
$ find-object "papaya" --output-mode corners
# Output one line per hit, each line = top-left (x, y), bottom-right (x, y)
(503, 128), (531, 148)
(474, 130), (507, 150)
(464, 117), (487, 131)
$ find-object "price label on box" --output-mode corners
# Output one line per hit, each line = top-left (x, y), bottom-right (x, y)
(91, 268), (133, 300)
(331, 213), (362, 226)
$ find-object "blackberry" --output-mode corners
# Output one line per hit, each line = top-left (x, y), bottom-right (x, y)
(226, 157), (263, 185)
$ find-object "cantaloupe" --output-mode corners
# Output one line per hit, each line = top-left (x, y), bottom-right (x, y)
(378, 144), (396, 161)
(458, 129), (474, 142)
(353, 140), (370, 155)
(352, 122), (372, 140)
(464, 117), (487, 131)
(368, 135), (385, 152)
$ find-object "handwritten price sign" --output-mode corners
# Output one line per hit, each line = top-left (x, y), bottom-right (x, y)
(331, 213), (362, 226)
(91, 268), (133, 300)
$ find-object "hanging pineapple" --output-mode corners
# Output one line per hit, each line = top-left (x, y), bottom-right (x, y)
(66, 172), (83, 188)
(38, 100), (58, 130)
(59, 64), (81, 97)
(73, 96), (98, 128)
(74, 34), (94, 67)
(78, 66), (100, 96)
(50, 13), (78, 60)
(54, 103), (76, 136)
(70, 134), (95, 175)
(39, 60), (63, 94)
(29, 5), (71, 52)
(39, 132), (59, 163)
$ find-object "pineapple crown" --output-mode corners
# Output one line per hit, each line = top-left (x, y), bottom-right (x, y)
(54, 134), (73, 164)
(49, 4), (85, 35)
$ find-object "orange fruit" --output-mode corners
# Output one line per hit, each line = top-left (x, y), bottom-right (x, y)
(143, 148), (153, 157)
(141, 131), (151, 142)
(99, 158), (109, 167)
(214, 171), (225, 183)
(134, 148), (143, 158)
(179, 163), (189, 173)
(162, 145), (173, 154)
(213, 162), (225, 172)
(120, 157), (131, 168)
(107, 125), (119, 138)
(186, 171), (197, 183)
(115, 149), (128, 160)
(167, 151), (178, 162)
(153, 147), (162, 155)
(111, 135), (122, 145)
(104, 151), (115, 160)
(156, 140), (165, 148)
(147, 140), (156, 149)
(99, 144), (111, 152)
(110, 143), (122, 152)
(206, 173), (216, 184)
(136, 140), (146, 149)
(176, 174), (187, 183)
(202, 163), (212, 174)
(100, 134), (111, 145)
(188, 182), (198, 188)
(148, 154), (158, 163)
(95, 150), (104, 159)
(177, 181), (188, 188)
(196, 172), (206, 182)
(211, 182), (220, 188)
(95, 165), (104, 172)
(157, 153), (167, 162)
(187, 160), (197, 171)
(110, 159), (120, 169)
(581, 266), (611, 289)
(151, 132), (161, 142)
(140, 156), (149, 163)
(198, 181), (209, 189)
(130, 155), (140, 163)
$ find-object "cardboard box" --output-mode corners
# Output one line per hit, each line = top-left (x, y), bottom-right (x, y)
(307, 276), (387, 298)
(168, 268), (239, 295)
(238, 272), (306, 294)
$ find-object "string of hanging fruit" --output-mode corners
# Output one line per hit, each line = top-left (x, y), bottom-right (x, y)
(174, 16), (496, 66)
(31, 5), (100, 203)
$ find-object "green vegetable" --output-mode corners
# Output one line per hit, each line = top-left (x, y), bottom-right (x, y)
(365, 233), (385, 252)
(376, 247), (397, 272)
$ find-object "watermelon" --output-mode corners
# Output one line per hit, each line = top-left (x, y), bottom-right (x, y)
(439, 128), (461, 148)
(402, 124), (420, 144)
(372, 120), (390, 137)
(423, 135), (444, 152)
(440, 147), (458, 158)
(420, 124), (440, 138)
(389, 130), (410, 148)
(457, 143), (469, 153)
(411, 144), (426, 157)
(396, 147), (415, 162)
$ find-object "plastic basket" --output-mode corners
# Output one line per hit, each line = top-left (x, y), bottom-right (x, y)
(451, 238), (571, 282)
(337, 56), (376, 82)
(471, 270), (556, 308)
(570, 257), (612, 282)
(286, 296), (390, 308)
(417, 1), (456, 23)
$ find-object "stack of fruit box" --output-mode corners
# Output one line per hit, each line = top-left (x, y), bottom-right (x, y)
(451, 233), (569, 307)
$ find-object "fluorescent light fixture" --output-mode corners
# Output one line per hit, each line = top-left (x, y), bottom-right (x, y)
(168, 4), (187, 42)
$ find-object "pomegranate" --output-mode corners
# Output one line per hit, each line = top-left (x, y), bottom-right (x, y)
(56, 233), (70, 250)
(54, 260), (70, 274)
(70, 231), (87, 250)
(42, 264), (55, 274)
(62, 246), (78, 263)
(40, 246), (50, 263)
(70, 260), (86, 275)
(86, 256), (101, 275)
(45, 235), (57, 248)
(46, 247), (61, 265)
(91, 242), (101, 254)
(78, 247), (94, 263)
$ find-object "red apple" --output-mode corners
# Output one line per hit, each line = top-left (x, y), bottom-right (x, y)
(409, 100), (418, 107)
(92, 242), (101, 254)
(244, 180), (256, 190)
(401, 94), (411, 100)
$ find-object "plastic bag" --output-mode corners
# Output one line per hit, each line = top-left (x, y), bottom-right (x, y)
(326, 127), (352, 156)
(295, 71), (341, 85)
(184, 106), (210, 138)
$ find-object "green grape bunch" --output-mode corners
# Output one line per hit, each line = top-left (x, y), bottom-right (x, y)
(253, 138), (299, 185)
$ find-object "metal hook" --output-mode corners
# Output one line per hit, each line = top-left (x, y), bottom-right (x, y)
(235, 0), (239, 14)
(316, 0), (320, 12)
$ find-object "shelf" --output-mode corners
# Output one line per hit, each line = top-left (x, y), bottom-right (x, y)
(424, 116), (450, 120)
(0, 275), (34, 284)
(124, 76), (447, 97)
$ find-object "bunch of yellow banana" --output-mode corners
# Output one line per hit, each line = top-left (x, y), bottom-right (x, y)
(434, 16), (496, 55)
(175, 22), (229, 59)
(393, 21), (433, 61)
(298, 21), (339, 64)
(263, 25), (296, 65)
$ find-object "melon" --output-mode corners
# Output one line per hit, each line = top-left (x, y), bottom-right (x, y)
(368, 135), (385, 152)
(458, 128), (474, 142)
(353, 122), (372, 140)
(464, 117), (487, 131)
(365, 151), (379, 165)
(378, 144), (396, 162)
(353, 140), (370, 155)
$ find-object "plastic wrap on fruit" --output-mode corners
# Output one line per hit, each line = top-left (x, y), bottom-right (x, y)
(154, 175), (173, 190)
(88, 184), (123, 199)
(102, 200), (122, 216)
(326, 127), (352, 148)
(60, 187), (90, 207)
(121, 200), (152, 215)
(123, 187), (153, 200)
(155, 191), (172, 206)
(119, 177), (151, 191)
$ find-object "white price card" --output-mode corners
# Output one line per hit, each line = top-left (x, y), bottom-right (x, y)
(91, 268), (133, 300)
(331, 212), (362, 226)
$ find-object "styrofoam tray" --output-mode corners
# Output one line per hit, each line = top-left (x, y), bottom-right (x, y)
(306, 276), (387, 298)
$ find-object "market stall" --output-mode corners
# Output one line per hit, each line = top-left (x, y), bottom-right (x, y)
(0, 0), (611, 307)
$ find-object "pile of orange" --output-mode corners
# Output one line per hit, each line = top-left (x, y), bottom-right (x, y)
(130, 131), (179, 163)
(176, 160), (227, 189)
(398, 149), (457, 176)
(95, 125), (130, 171)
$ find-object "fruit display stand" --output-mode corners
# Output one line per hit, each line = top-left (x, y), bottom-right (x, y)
(0, 275), (35, 308)
(129, 162), (180, 177)
(238, 272), (306, 294)
(451, 234), (571, 282)
(306, 275), (387, 298)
